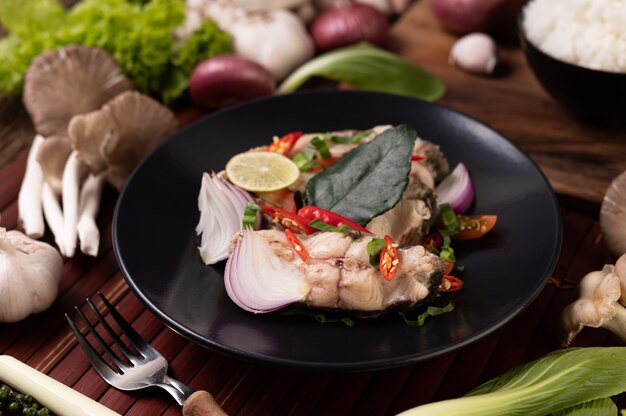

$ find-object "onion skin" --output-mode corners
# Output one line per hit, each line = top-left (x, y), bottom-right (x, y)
(427, 0), (528, 35)
(189, 56), (276, 110)
(311, 3), (389, 52)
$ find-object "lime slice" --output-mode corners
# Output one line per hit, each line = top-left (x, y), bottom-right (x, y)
(225, 151), (300, 192)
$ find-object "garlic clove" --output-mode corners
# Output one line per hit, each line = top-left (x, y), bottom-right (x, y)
(449, 32), (498, 75)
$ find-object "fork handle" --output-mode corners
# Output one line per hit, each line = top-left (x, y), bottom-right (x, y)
(182, 391), (228, 416)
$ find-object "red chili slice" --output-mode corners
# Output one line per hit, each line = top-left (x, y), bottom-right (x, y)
(422, 232), (443, 250)
(297, 206), (371, 234)
(440, 275), (464, 292)
(256, 189), (297, 213)
(267, 131), (303, 155)
(379, 235), (399, 281)
(285, 229), (308, 262)
(261, 205), (315, 234)
(411, 155), (425, 161)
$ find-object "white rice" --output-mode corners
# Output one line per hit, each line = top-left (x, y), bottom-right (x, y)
(523, 0), (626, 73)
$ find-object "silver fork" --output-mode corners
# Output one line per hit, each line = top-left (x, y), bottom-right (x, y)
(65, 292), (226, 416)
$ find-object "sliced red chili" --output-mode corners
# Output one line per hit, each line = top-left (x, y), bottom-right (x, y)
(297, 206), (371, 234)
(309, 156), (339, 173)
(261, 205), (315, 234)
(285, 229), (308, 262)
(267, 131), (303, 155)
(442, 260), (455, 276)
(422, 232), (443, 250)
(411, 155), (425, 161)
(379, 235), (399, 281)
(439, 275), (464, 292)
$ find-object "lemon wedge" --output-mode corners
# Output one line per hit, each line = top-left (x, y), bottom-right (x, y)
(225, 151), (300, 192)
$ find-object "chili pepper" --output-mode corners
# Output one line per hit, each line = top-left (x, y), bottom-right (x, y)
(379, 235), (399, 281)
(261, 205), (315, 234)
(285, 229), (308, 262)
(411, 155), (425, 161)
(267, 131), (303, 155)
(297, 206), (371, 234)
(440, 275), (464, 292)
(422, 232), (443, 250)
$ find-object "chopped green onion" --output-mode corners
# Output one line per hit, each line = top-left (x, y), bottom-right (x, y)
(292, 151), (316, 172)
(309, 219), (353, 233)
(399, 303), (454, 327)
(367, 238), (386, 269)
(310, 136), (332, 159)
(440, 203), (459, 235)
(439, 246), (456, 263)
(242, 203), (260, 229)
(329, 130), (372, 144)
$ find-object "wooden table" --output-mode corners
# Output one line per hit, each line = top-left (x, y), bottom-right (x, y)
(1, 2), (625, 415)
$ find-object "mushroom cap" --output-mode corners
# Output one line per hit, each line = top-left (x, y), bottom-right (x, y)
(23, 45), (133, 193)
(559, 266), (621, 346)
(23, 44), (133, 141)
(600, 170), (626, 258)
(68, 91), (178, 190)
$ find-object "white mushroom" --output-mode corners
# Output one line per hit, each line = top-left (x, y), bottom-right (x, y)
(61, 151), (89, 258)
(77, 173), (106, 257)
(41, 183), (66, 256)
(600, 171), (626, 258)
(17, 135), (46, 238)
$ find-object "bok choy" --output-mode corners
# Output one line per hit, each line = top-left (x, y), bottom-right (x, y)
(398, 347), (626, 416)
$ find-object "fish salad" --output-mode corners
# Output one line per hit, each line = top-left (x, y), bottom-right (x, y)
(196, 124), (496, 315)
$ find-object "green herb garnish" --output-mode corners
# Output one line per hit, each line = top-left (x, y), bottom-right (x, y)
(310, 136), (332, 159)
(398, 303), (454, 327)
(329, 130), (372, 144)
(292, 151), (317, 172)
(281, 307), (356, 327)
(242, 203), (260, 229)
(366, 238), (386, 269)
(309, 219), (353, 233)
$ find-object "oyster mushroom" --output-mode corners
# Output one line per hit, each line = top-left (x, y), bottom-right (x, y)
(559, 254), (626, 347)
(22, 44), (133, 195)
(68, 90), (178, 190)
(600, 171), (626, 258)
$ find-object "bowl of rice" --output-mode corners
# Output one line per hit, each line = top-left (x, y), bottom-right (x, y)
(519, 0), (626, 124)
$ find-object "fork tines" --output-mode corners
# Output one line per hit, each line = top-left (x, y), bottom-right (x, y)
(65, 292), (148, 378)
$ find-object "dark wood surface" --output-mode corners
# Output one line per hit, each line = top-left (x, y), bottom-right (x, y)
(1, 2), (625, 415)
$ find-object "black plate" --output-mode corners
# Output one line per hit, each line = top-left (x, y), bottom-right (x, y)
(113, 91), (561, 371)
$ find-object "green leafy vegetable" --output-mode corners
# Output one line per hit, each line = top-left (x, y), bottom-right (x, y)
(278, 43), (445, 102)
(281, 307), (356, 327)
(367, 238), (386, 269)
(0, 0), (233, 102)
(552, 398), (617, 416)
(398, 303), (454, 327)
(306, 124), (416, 225)
(399, 347), (626, 416)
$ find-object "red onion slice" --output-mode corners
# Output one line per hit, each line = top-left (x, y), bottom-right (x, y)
(196, 172), (256, 265)
(436, 162), (474, 213)
(224, 229), (310, 313)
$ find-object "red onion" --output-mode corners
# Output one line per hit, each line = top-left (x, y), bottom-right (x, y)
(436, 162), (474, 213)
(224, 229), (310, 313)
(196, 172), (257, 265)
(189, 56), (276, 110)
(427, 0), (528, 35)
(311, 3), (389, 52)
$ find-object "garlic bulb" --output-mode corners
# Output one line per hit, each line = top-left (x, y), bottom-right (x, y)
(449, 32), (498, 75)
(0, 227), (63, 323)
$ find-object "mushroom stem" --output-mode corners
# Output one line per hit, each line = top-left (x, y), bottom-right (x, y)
(61, 151), (88, 258)
(41, 183), (66, 256)
(17, 135), (46, 238)
(77, 173), (105, 257)
(601, 306), (626, 343)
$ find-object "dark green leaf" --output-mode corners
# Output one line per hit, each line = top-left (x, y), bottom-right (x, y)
(306, 125), (416, 225)
(278, 43), (445, 101)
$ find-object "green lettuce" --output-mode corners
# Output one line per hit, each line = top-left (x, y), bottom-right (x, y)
(0, 0), (233, 103)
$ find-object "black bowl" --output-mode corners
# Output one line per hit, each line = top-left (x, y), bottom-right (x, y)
(518, 15), (626, 124)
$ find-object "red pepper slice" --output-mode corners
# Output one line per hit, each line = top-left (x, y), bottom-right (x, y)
(285, 229), (308, 262)
(379, 235), (399, 281)
(267, 131), (303, 156)
(261, 205), (315, 234)
(411, 155), (425, 161)
(297, 206), (371, 234)
(422, 232), (443, 250)
(442, 260), (455, 276)
(440, 275), (464, 292)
